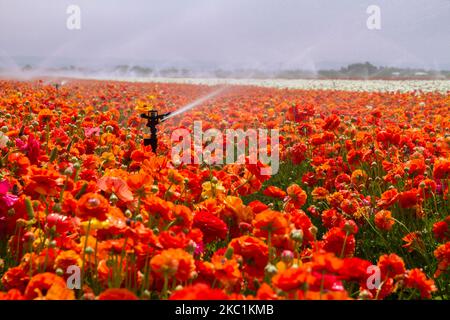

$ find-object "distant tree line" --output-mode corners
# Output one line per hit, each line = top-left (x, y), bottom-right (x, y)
(3, 62), (449, 80)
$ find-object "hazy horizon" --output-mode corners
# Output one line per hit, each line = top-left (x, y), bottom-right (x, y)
(1, 0), (449, 72)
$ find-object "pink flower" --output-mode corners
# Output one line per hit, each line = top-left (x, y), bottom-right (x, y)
(84, 127), (100, 138)
(15, 135), (40, 164)
(0, 180), (18, 208)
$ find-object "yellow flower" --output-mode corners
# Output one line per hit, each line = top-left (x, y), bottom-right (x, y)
(351, 169), (368, 186)
(135, 101), (153, 113)
(80, 218), (110, 231)
(222, 196), (254, 224)
(135, 96), (156, 113)
(101, 152), (116, 168)
(201, 181), (225, 199)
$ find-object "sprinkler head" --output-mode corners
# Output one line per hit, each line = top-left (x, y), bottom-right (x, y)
(140, 109), (172, 153)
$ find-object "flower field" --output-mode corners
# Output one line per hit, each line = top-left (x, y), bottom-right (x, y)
(0, 79), (449, 300)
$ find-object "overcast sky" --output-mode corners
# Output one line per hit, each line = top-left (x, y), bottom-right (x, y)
(0, 0), (449, 70)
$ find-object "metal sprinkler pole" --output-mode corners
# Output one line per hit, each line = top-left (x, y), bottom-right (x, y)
(140, 109), (171, 153)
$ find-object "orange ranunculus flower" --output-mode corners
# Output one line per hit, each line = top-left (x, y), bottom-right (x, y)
(418, 178), (437, 198)
(402, 232), (425, 253)
(1, 266), (30, 292)
(398, 189), (421, 208)
(252, 209), (288, 237)
(351, 169), (368, 187)
(311, 251), (344, 274)
(140, 156), (169, 180)
(150, 248), (195, 282)
(24, 273), (75, 300)
(98, 288), (138, 300)
(229, 236), (268, 278)
(304, 290), (350, 300)
(377, 188), (399, 208)
(311, 187), (329, 200)
(142, 195), (174, 222)
(193, 210), (227, 243)
(434, 242), (450, 278)
(286, 184), (307, 208)
(377, 253), (406, 279)
(433, 158), (450, 180)
(340, 198), (359, 215)
(211, 253), (242, 287)
(374, 210), (395, 231)
(322, 114), (340, 131)
(256, 283), (279, 300)
(272, 265), (315, 292)
(322, 227), (356, 257)
(222, 196), (254, 224)
(37, 108), (54, 124)
(54, 250), (82, 271)
(168, 169), (184, 185)
(76, 192), (110, 221)
(327, 191), (344, 208)
(126, 172), (153, 194)
(404, 268), (436, 299)
(0, 289), (25, 300)
(166, 205), (192, 230)
(97, 175), (134, 202)
(263, 186), (286, 198)
(405, 158), (426, 177)
(24, 166), (62, 197)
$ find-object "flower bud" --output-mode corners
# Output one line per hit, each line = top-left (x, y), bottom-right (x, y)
(358, 290), (373, 300)
(281, 250), (294, 264)
(309, 226), (318, 237)
(23, 231), (35, 242)
(290, 229), (304, 242)
(124, 209), (132, 218)
(264, 263), (278, 276)
(142, 290), (151, 299)
(109, 193), (119, 205)
(85, 246), (94, 254)
(186, 240), (197, 254)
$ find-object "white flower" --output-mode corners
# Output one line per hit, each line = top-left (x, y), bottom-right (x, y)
(0, 132), (9, 148)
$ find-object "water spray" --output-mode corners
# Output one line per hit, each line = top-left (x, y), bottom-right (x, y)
(163, 86), (226, 120)
(140, 86), (226, 153)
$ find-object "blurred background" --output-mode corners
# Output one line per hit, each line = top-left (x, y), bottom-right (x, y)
(0, 0), (449, 78)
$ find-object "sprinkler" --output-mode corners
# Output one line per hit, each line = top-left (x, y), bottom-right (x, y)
(139, 87), (225, 153)
(140, 109), (171, 153)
